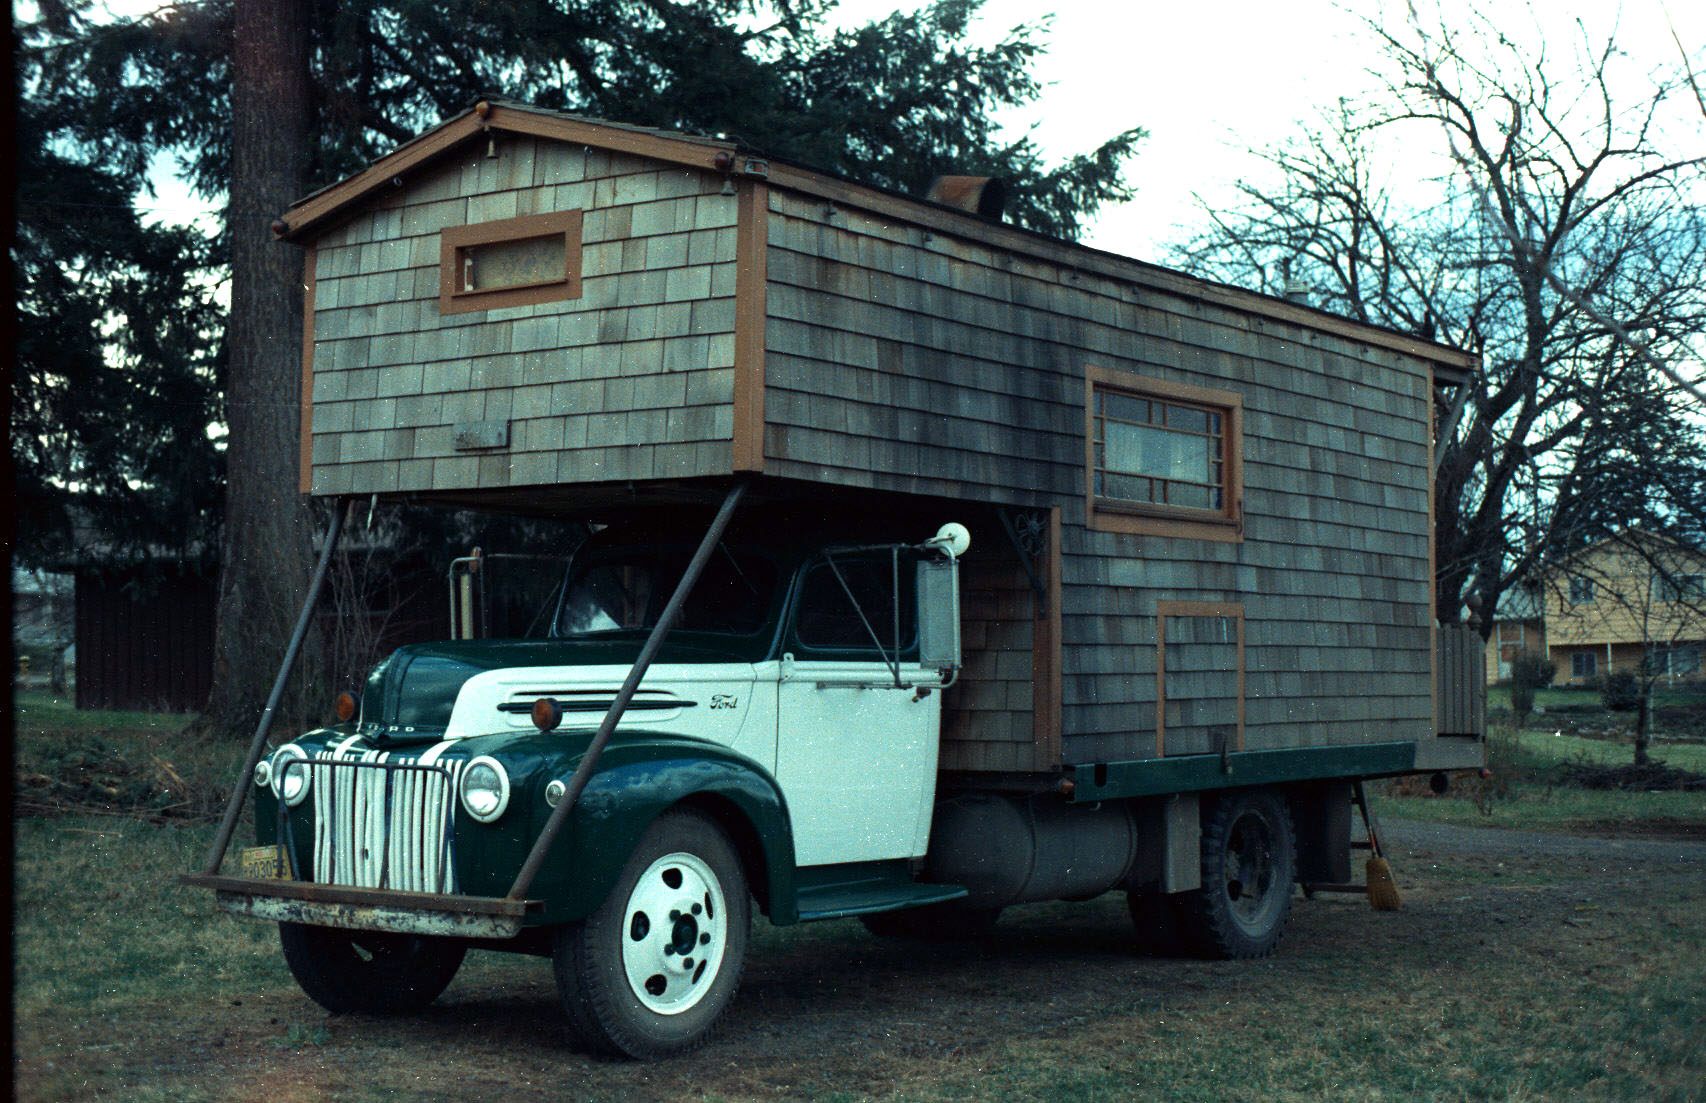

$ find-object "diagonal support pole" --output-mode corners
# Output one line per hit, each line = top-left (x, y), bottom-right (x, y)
(201, 499), (348, 876)
(507, 479), (749, 900)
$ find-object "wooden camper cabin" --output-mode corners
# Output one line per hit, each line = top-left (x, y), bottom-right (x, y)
(279, 101), (1485, 783)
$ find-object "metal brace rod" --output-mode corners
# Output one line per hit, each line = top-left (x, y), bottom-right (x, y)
(202, 498), (348, 876)
(507, 479), (749, 899)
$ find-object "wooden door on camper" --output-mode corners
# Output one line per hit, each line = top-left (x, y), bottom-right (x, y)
(1157, 603), (1245, 756)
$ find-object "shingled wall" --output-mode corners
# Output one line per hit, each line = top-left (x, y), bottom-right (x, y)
(305, 136), (739, 496)
(292, 113), (1467, 775)
(759, 188), (1436, 769)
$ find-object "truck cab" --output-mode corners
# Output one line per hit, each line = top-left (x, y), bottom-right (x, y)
(236, 510), (975, 1057)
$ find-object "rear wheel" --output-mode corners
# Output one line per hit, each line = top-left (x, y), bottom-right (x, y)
(278, 923), (466, 1014)
(553, 811), (750, 1059)
(859, 900), (1002, 940)
(1176, 790), (1296, 959)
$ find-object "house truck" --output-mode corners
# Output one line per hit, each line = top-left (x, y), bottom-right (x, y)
(185, 103), (1487, 1059)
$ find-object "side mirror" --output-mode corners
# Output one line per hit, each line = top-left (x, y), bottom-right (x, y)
(916, 558), (961, 672)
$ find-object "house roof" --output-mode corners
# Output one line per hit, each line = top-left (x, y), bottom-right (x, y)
(1542, 528), (1706, 575)
(277, 100), (1481, 381)
(1491, 586), (1542, 621)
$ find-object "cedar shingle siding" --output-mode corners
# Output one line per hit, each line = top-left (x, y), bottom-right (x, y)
(294, 109), (1474, 774)
(307, 137), (739, 496)
(760, 189), (1435, 769)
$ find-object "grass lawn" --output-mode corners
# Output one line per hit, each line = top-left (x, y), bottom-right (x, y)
(1385, 720), (1706, 835)
(1485, 682), (1706, 713)
(12, 689), (1706, 1100)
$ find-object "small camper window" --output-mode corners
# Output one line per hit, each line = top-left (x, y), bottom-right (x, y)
(439, 210), (583, 315)
(1086, 367), (1242, 542)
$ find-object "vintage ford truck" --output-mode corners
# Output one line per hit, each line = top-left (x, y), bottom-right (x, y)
(186, 103), (1486, 1058)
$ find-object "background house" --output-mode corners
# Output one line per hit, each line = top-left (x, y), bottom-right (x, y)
(1543, 531), (1705, 685)
(1486, 582), (1545, 684)
(12, 566), (75, 689)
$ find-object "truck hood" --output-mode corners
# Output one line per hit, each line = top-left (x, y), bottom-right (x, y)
(362, 636), (763, 746)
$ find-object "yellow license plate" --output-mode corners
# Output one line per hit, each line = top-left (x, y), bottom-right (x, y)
(239, 845), (291, 880)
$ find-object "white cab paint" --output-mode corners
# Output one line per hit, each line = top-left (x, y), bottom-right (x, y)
(774, 657), (942, 866)
(448, 663), (776, 773)
(448, 657), (943, 869)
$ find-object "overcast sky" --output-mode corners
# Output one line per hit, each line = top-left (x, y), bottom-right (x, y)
(821, 0), (1705, 261)
(127, 0), (1703, 263)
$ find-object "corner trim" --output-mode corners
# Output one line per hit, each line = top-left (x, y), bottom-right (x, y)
(298, 245), (316, 495)
(732, 181), (769, 473)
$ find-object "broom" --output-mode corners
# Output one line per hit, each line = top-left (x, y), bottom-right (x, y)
(1355, 781), (1403, 911)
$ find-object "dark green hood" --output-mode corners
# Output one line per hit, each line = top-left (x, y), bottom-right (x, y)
(360, 634), (770, 744)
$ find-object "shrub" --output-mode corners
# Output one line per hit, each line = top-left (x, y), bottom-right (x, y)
(1509, 652), (1556, 722)
(1601, 669), (1641, 711)
(1519, 653), (1556, 689)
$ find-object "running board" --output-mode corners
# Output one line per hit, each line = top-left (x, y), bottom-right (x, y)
(792, 861), (967, 922)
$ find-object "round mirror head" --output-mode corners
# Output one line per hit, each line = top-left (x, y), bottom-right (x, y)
(931, 522), (971, 559)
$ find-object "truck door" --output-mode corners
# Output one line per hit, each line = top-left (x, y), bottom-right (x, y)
(774, 553), (941, 867)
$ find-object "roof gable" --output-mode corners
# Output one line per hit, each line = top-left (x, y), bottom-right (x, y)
(277, 101), (747, 242)
(278, 101), (1480, 377)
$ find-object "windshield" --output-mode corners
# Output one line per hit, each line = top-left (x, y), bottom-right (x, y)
(552, 546), (778, 637)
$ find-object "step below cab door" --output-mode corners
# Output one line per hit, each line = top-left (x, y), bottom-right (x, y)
(773, 554), (942, 867)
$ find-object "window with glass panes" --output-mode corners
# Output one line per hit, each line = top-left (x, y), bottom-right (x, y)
(1084, 368), (1242, 541)
(1092, 390), (1228, 511)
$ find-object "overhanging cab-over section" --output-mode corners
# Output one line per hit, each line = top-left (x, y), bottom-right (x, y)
(282, 102), (1483, 777)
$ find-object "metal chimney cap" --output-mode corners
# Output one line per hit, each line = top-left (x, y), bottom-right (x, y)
(925, 175), (1008, 220)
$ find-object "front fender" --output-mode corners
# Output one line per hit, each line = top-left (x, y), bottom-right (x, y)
(452, 730), (799, 926)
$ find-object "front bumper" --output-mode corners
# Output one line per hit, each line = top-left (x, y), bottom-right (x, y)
(180, 874), (541, 939)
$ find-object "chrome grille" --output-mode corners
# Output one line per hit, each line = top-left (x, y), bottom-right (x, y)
(303, 748), (464, 893)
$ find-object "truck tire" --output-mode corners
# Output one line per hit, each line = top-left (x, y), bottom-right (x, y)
(1176, 789), (1296, 959)
(552, 810), (750, 1059)
(278, 923), (466, 1014)
(859, 900), (1002, 940)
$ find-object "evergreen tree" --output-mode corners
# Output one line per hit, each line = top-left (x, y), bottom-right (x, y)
(16, 0), (1144, 731)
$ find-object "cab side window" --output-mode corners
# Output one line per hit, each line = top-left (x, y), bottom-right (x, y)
(793, 556), (916, 653)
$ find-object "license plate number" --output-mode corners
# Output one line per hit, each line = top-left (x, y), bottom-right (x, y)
(239, 845), (290, 879)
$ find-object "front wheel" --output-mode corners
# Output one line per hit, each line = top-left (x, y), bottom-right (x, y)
(278, 923), (466, 1014)
(1175, 789), (1296, 959)
(553, 811), (750, 1059)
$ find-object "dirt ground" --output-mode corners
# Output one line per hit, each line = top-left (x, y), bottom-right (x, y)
(16, 817), (1706, 1102)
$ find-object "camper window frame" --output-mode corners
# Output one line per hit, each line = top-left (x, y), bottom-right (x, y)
(438, 210), (584, 316)
(1084, 366), (1243, 543)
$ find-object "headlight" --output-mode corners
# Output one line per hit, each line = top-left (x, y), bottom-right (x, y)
(270, 745), (311, 806)
(460, 756), (510, 823)
(253, 758), (272, 789)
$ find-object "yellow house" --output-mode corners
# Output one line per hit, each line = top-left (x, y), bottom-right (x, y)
(1486, 584), (1545, 685)
(1544, 531), (1706, 685)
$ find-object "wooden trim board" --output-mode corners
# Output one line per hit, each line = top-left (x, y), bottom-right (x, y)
(277, 105), (737, 241)
(1084, 365), (1244, 543)
(1031, 506), (1063, 765)
(437, 209), (583, 316)
(297, 245), (316, 495)
(1155, 601), (1246, 757)
(732, 181), (769, 472)
(1428, 363), (1439, 734)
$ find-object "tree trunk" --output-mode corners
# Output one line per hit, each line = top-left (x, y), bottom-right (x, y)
(202, 0), (318, 737)
(1634, 685), (1651, 767)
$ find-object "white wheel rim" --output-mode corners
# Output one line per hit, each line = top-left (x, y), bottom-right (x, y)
(621, 851), (729, 1015)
